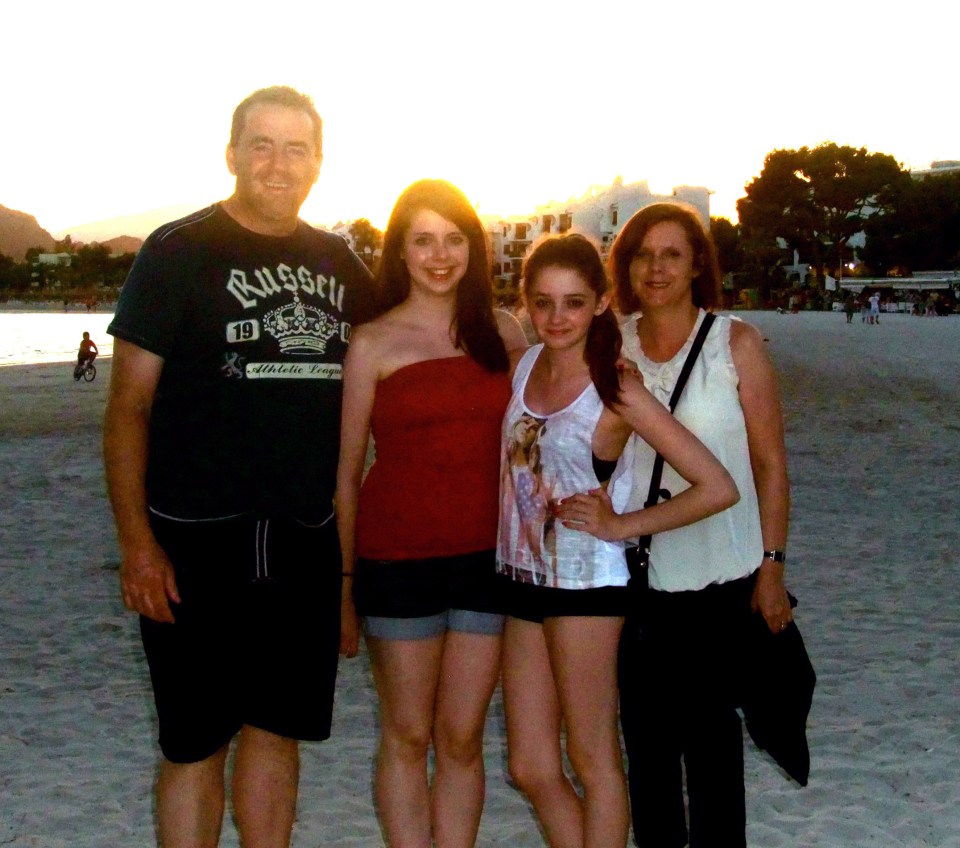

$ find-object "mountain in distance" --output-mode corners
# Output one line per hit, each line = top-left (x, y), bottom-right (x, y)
(56, 204), (201, 243)
(0, 204), (55, 260)
(100, 235), (144, 254)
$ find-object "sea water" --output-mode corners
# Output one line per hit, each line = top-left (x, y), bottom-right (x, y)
(0, 311), (116, 366)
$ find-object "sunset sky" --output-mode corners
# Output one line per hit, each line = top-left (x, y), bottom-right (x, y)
(4, 0), (956, 236)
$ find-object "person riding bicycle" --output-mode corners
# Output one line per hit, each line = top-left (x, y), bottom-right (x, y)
(77, 332), (98, 368)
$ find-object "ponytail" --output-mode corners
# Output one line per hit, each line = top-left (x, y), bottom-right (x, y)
(586, 307), (623, 409)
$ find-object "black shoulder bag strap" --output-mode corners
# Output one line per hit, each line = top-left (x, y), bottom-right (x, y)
(633, 311), (717, 574)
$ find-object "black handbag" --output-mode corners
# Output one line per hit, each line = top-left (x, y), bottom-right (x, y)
(626, 312), (716, 594)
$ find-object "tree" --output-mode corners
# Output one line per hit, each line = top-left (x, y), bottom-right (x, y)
(738, 143), (909, 286)
(24, 245), (53, 287)
(69, 243), (112, 288)
(710, 217), (744, 276)
(860, 172), (960, 274)
(0, 253), (30, 293)
(349, 218), (383, 268)
(54, 235), (76, 254)
(107, 251), (138, 287)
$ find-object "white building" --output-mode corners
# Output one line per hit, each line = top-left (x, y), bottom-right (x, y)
(911, 160), (960, 180)
(487, 179), (710, 296)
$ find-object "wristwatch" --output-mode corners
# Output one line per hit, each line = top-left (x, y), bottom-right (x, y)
(763, 549), (786, 564)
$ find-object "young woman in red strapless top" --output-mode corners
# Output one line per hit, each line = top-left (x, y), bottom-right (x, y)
(336, 179), (526, 848)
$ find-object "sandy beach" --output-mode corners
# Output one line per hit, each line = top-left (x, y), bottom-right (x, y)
(1, 311), (959, 847)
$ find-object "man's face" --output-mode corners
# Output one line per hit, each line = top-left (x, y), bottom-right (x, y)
(226, 102), (321, 235)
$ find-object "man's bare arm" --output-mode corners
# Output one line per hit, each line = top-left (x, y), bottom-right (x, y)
(103, 338), (180, 623)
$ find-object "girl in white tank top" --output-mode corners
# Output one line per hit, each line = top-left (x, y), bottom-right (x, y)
(498, 234), (739, 848)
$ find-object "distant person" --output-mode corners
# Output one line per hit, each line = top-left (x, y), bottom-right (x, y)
(77, 332), (98, 368)
(103, 86), (372, 848)
(844, 295), (856, 323)
(609, 203), (793, 848)
(868, 291), (881, 324)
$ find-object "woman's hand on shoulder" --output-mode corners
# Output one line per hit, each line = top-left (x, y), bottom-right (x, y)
(616, 355), (641, 380)
(614, 368), (654, 415)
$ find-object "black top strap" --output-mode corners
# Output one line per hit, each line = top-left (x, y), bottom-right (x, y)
(641, 311), (717, 512)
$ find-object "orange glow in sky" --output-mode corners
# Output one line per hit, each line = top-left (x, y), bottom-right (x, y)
(3, 1), (956, 237)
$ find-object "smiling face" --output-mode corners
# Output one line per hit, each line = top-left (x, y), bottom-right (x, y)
(526, 265), (608, 352)
(628, 220), (699, 311)
(401, 208), (470, 298)
(225, 102), (321, 235)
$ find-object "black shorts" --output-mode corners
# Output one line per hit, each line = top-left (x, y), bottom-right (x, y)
(497, 573), (630, 623)
(141, 511), (342, 764)
(354, 548), (504, 619)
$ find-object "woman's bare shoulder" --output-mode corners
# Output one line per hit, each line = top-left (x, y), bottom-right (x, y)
(348, 312), (406, 361)
(727, 314), (764, 354)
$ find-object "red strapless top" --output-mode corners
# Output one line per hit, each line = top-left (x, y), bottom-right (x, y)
(356, 355), (511, 559)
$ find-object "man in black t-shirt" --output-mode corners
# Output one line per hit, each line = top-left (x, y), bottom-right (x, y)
(104, 86), (371, 848)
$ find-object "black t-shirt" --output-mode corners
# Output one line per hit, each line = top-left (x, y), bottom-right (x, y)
(108, 204), (373, 520)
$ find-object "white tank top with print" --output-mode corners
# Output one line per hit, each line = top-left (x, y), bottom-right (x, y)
(496, 345), (631, 589)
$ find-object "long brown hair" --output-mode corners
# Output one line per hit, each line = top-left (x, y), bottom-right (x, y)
(521, 233), (622, 409)
(375, 179), (508, 373)
(609, 202), (721, 314)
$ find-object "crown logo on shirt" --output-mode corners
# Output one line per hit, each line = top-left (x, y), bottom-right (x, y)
(263, 294), (339, 354)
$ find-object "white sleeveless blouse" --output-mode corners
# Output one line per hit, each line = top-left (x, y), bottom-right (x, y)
(497, 345), (632, 589)
(621, 311), (763, 592)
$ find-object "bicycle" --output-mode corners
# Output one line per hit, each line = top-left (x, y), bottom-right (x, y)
(74, 359), (97, 382)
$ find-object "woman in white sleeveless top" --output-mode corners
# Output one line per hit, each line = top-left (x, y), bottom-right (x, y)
(607, 202), (793, 848)
(497, 234), (739, 848)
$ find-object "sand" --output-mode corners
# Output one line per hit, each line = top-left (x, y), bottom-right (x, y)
(1, 311), (958, 847)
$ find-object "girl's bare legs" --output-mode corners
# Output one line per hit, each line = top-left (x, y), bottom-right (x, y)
(545, 615), (628, 848)
(368, 635), (444, 848)
(431, 630), (502, 848)
(502, 616), (584, 848)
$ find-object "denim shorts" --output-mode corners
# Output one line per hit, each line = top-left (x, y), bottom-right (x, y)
(354, 548), (505, 640)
